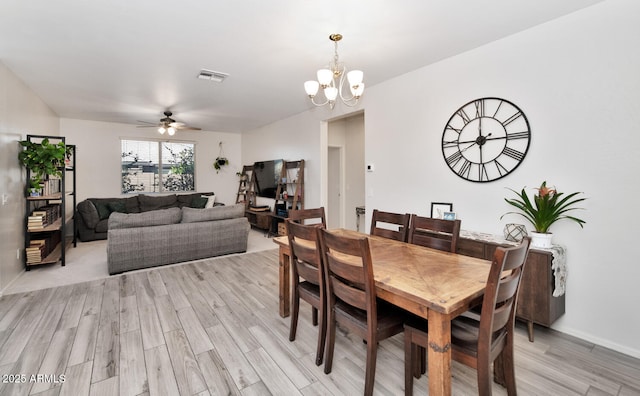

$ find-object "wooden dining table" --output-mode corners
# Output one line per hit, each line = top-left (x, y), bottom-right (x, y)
(273, 228), (492, 396)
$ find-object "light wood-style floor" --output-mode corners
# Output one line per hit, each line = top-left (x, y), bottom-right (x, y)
(0, 249), (639, 396)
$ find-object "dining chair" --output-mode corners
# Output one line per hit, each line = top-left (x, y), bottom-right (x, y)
(319, 229), (406, 396)
(403, 236), (532, 396)
(369, 209), (411, 242)
(287, 207), (327, 228)
(286, 220), (327, 366)
(407, 214), (461, 253)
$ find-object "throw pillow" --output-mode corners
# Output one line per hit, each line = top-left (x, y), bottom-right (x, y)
(108, 201), (127, 213)
(191, 196), (208, 209)
(203, 194), (217, 208)
(94, 201), (112, 220)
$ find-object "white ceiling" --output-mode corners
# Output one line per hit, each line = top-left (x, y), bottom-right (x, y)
(1, 0), (602, 133)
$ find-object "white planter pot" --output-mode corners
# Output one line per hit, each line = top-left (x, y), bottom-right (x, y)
(530, 232), (553, 248)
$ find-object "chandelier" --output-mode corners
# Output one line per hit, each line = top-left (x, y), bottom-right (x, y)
(304, 34), (365, 109)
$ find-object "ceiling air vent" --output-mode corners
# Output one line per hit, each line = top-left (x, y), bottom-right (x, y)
(197, 69), (229, 83)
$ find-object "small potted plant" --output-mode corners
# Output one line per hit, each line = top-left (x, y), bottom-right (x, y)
(501, 181), (586, 248)
(28, 176), (42, 196)
(214, 157), (229, 173)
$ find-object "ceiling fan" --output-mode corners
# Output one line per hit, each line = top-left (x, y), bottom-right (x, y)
(137, 111), (201, 135)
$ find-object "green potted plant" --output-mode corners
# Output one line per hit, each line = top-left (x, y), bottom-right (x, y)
(501, 181), (586, 248)
(214, 157), (229, 173)
(18, 138), (68, 195)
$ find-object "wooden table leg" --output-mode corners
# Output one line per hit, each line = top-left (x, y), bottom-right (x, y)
(428, 309), (452, 396)
(278, 246), (291, 318)
(527, 320), (534, 342)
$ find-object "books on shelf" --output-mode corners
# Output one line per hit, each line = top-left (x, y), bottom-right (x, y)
(26, 240), (46, 263)
(27, 205), (61, 230)
(41, 177), (61, 197)
(25, 232), (61, 264)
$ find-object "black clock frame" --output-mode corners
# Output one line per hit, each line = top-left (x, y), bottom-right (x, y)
(441, 97), (531, 183)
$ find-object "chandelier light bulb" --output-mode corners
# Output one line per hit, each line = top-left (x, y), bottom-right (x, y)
(351, 83), (365, 98)
(324, 87), (338, 101)
(304, 80), (319, 97)
(347, 70), (363, 86)
(317, 69), (333, 87)
(158, 126), (166, 134)
(167, 127), (176, 136)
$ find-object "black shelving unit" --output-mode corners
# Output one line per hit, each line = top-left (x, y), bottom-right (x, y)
(23, 135), (76, 269)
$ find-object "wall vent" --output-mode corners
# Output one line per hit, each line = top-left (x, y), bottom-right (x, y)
(197, 69), (229, 83)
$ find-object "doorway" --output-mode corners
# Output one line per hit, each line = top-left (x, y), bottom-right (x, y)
(326, 112), (365, 230)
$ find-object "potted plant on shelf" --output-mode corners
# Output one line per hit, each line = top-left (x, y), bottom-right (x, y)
(18, 138), (69, 195)
(501, 181), (586, 248)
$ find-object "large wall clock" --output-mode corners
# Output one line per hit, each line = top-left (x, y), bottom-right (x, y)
(441, 97), (531, 183)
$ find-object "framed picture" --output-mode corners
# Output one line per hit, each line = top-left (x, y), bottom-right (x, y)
(443, 211), (456, 221)
(431, 202), (453, 219)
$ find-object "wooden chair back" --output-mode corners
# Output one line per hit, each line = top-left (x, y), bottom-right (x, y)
(476, 236), (531, 355)
(287, 207), (326, 228)
(286, 220), (324, 288)
(408, 214), (461, 253)
(320, 229), (375, 313)
(369, 209), (411, 242)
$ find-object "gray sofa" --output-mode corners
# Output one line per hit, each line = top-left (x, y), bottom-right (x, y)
(76, 192), (215, 242)
(107, 204), (249, 275)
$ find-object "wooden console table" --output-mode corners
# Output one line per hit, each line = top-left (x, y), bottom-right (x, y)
(457, 232), (566, 341)
(245, 209), (272, 235)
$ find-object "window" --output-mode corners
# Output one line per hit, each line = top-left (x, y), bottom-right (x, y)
(121, 139), (195, 193)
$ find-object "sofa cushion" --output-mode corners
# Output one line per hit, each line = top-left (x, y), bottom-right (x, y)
(138, 194), (178, 212)
(108, 201), (127, 214)
(109, 207), (182, 230)
(77, 200), (100, 228)
(122, 196), (141, 213)
(181, 204), (244, 223)
(94, 201), (112, 220)
(176, 192), (212, 207)
(95, 219), (109, 233)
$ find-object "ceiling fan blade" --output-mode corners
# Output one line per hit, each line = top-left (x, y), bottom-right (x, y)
(136, 125), (159, 128)
(177, 126), (201, 131)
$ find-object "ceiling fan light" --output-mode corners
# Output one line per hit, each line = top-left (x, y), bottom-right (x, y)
(317, 69), (333, 86)
(167, 127), (176, 136)
(158, 126), (166, 134)
(347, 70), (363, 86)
(304, 81), (319, 97)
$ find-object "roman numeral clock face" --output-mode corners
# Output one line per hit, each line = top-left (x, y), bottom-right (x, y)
(442, 98), (531, 182)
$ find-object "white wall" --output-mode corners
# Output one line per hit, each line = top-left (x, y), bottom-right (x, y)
(242, 0), (640, 358)
(0, 62), (60, 294)
(60, 119), (243, 205)
(242, 110), (330, 209)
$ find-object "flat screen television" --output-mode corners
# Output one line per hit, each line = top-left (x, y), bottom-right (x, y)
(253, 159), (283, 199)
